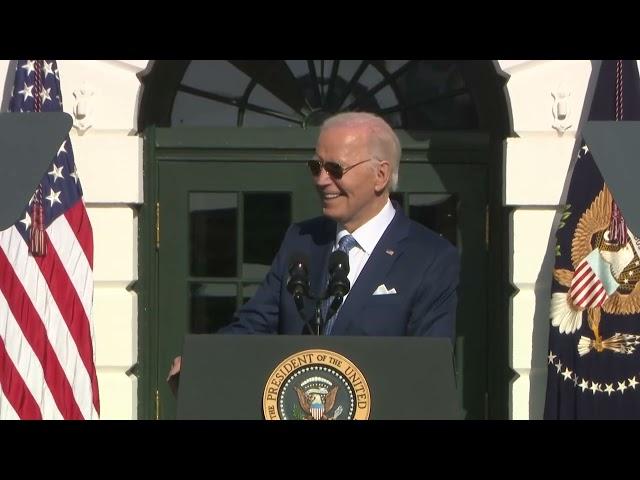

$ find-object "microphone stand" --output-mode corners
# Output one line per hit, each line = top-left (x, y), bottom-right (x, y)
(298, 291), (325, 336)
(312, 285), (340, 336)
(292, 292), (315, 335)
(294, 290), (326, 336)
(314, 299), (323, 336)
(291, 288), (328, 336)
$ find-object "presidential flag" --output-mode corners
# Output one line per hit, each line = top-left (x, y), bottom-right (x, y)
(545, 60), (640, 419)
(0, 60), (99, 419)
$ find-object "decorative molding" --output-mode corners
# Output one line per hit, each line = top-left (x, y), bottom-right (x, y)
(72, 83), (96, 134)
(551, 84), (572, 135)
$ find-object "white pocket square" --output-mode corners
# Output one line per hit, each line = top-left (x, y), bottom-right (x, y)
(373, 284), (397, 295)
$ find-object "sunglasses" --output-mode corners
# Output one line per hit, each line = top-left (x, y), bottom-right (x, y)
(307, 158), (374, 179)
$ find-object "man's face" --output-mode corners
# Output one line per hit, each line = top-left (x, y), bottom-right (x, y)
(312, 125), (388, 231)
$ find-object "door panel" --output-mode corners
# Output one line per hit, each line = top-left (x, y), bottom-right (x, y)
(157, 160), (320, 419)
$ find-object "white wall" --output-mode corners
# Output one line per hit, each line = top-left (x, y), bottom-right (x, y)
(62, 60), (147, 419)
(58, 60), (147, 419)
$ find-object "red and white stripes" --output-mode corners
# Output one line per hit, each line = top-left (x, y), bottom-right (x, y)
(0, 200), (98, 419)
(569, 258), (608, 309)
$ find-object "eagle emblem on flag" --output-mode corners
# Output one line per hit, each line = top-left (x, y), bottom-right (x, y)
(552, 185), (640, 356)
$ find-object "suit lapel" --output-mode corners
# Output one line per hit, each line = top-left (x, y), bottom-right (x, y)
(331, 206), (411, 335)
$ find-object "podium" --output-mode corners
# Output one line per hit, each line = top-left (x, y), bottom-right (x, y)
(176, 334), (462, 420)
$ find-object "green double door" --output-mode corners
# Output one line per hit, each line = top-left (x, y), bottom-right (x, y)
(144, 128), (488, 419)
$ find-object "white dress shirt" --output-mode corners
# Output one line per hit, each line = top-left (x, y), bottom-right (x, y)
(333, 199), (396, 303)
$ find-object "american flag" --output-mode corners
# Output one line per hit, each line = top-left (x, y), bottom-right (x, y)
(0, 60), (99, 419)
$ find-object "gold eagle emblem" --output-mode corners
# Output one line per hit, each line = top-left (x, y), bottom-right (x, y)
(553, 186), (640, 355)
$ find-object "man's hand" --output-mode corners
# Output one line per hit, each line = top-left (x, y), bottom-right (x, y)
(167, 356), (182, 397)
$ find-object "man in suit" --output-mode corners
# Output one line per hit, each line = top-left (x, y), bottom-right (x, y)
(167, 112), (459, 385)
(220, 111), (459, 340)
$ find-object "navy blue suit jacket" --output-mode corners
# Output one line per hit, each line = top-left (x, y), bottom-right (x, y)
(219, 203), (460, 342)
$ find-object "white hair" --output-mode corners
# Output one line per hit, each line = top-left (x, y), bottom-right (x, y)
(320, 112), (401, 191)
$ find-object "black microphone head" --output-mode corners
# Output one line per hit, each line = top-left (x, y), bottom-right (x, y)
(287, 252), (310, 296)
(328, 250), (350, 275)
(327, 250), (350, 298)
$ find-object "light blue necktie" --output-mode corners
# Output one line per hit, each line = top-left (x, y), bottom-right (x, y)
(323, 234), (358, 335)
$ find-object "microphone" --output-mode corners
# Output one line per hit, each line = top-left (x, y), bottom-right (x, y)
(286, 253), (310, 309)
(325, 250), (350, 322)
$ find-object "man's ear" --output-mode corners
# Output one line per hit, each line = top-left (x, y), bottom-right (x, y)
(374, 161), (391, 193)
